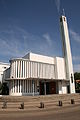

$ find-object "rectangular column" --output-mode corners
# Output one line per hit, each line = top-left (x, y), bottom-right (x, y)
(15, 80), (17, 93)
(16, 61), (17, 78)
(23, 61), (24, 78)
(44, 82), (46, 95)
(9, 82), (11, 94)
(13, 80), (14, 93)
(27, 80), (28, 93)
(21, 61), (22, 78)
(14, 80), (15, 93)
(20, 80), (21, 93)
(25, 80), (26, 93)
(35, 80), (37, 93)
(29, 80), (30, 93)
(32, 80), (34, 96)
(25, 61), (26, 78)
(14, 62), (15, 78)
(22, 80), (24, 93)
(18, 80), (19, 93)
(18, 61), (20, 78)
(31, 80), (32, 93)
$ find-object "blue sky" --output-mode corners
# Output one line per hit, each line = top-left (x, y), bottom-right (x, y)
(0, 0), (80, 72)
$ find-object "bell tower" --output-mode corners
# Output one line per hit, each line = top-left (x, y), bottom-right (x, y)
(60, 15), (75, 93)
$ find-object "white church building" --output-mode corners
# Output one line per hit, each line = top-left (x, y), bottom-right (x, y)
(0, 62), (10, 83)
(4, 15), (75, 96)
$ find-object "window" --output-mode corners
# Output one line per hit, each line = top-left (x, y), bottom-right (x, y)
(64, 17), (65, 21)
(4, 67), (7, 69)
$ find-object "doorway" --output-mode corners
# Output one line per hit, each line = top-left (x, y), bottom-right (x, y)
(39, 81), (56, 95)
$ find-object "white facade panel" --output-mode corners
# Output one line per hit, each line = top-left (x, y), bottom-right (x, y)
(30, 62), (33, 78)
(56, 57), (66, 79)
(28, 53), (55, 64)
(10, 59), (55, 80)
(26, 61), (28, 78)
(58, 81), (62, 94)
(62, 83), (67, 94)
(58, 81), (67, 94)
(0, 62), (10, 82)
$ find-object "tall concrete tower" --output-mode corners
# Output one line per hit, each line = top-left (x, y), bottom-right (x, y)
(60, 15), (75, 93)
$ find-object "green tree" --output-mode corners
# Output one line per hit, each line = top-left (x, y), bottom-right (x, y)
(74, 72), (80, 80)
(74, 72), (80, 93)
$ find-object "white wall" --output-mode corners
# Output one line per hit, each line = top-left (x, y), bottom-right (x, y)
(58, 81), (62, 94)
(24, 53), (55, 64)
(60, 16), (75, 93)
(62, 81), (67, 94)
(55, 57), (66, 79)
(10, 60), (55, 79)
(58, 81), (67, 94)
(0, 62), (10, 83)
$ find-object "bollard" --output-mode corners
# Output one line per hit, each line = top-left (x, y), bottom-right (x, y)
(71, 99), (75, 104)
(40, 102), (44, 108)
(2, 101), (7, 109)
(20, 102), (24, 109)
(59, 101), (62, 106)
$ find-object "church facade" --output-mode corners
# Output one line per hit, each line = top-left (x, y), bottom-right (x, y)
(4, 15), (75, 96)
(7, 52), (69, 96)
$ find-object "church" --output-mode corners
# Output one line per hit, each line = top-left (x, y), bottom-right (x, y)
(4, 15), (75, 96)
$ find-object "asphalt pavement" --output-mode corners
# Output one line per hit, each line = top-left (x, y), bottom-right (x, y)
(0, 105), (80, 120)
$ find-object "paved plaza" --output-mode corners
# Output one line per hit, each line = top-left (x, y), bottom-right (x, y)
(0, 105), (80, 120)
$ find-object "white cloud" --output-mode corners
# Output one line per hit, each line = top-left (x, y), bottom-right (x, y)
(0, 26), (60, 62)
(43, 33), (52, 46)
(70, 29), (80, 43)
(0, 27), (29, 58)
(0, 27), (55, 61)
(73, 64), (80, 72)
(55, 0), (60, 13)
(73, 56), (80, 61)
(70, 29), (80, 72)
(0, 38), (25, 57)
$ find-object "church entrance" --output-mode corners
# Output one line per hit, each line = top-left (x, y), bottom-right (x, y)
(39, 81), (56, 95)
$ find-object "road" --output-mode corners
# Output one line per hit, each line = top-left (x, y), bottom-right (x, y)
(0, 105), (80, 120)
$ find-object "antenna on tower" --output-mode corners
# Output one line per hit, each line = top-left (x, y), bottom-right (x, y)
(62, 9), (65, 16)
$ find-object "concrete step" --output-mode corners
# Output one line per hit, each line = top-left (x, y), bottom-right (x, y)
(0, 98), (80, 109)
(0, 94), (80, 110)
(1, 94), (80, 102)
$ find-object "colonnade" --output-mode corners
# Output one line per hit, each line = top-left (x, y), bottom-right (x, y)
(11, 60), (55, 80)
(9, 79), (39, 96)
